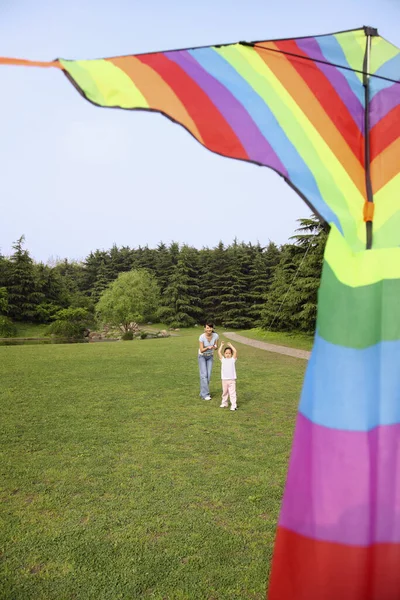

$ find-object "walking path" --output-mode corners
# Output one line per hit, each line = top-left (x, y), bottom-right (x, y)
(223, 332), (311, 360)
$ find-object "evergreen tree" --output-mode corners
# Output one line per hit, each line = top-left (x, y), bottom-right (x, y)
(248, 242), (281, 324)
(154, 242), (175, 294)
(260, 217), (328, 332)
(260, 244), (301, 331)
(109, 244), (134, 276)
(82, 250), (110, 296)
(53, 259), (91, 310)
(219, 241), (253, 329)
(0, 287), (8, 315)
(288, 217), (328, 331)
(132, 245), (157, 272)
(159, 245), (202, 327)
(7, 236), (42, 321)
(92, 259), (115, 303)
(200, 242), (232, 325)
(34, 262), (69, 322)
(0, 253), (10, 288)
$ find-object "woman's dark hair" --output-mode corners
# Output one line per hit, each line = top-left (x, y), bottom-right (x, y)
(205, 321), (214, 329)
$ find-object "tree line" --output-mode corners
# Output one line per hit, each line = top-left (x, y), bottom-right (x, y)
(0, 217), (328, 335)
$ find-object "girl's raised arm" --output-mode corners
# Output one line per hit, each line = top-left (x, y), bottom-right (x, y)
(229, 343), (238, 358)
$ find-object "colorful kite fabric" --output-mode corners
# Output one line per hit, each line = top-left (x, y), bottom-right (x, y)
(1, 26), (400, 600)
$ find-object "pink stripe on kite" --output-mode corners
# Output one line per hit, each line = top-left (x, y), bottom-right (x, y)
(279, 413), (400, 546)
(370, 83), (400, 128)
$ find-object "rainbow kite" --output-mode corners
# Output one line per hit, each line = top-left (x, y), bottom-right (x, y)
(2, 25), (400, 599)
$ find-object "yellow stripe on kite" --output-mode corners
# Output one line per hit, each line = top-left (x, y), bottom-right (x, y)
(370, 36), (400, 75)
(222, 44), (364, 246)
(60, 59), (149, 109)
(325, 225), (400, 287)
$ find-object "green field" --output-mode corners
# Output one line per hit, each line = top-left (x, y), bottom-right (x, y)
(239, 328), (314, 351)
(0, 332), (306, 599)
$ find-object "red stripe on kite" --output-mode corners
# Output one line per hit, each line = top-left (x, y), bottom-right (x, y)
(137, 52), (248, 160)
(371, 103), (400, 162)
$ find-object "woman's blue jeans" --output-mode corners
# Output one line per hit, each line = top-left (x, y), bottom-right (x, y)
(198, 354), (214, 398)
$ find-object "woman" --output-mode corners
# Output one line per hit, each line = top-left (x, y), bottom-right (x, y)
(198, 321), (219, 400)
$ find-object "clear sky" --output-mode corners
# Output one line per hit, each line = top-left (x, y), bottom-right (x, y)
(0, 0), (399, 262)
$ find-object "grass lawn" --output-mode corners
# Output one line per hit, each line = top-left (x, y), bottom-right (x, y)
(12, 323), (49, 339)
(239, 328), (314, 352)
(0, 332), (306, 599)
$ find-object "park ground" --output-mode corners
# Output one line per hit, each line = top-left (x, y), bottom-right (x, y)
(0, 326), (309, 599)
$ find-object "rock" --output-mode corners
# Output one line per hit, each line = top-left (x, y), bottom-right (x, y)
(89, 332), (102, 340)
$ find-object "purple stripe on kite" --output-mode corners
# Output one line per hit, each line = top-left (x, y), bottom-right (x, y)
(296, 37), (364, 134)
(164, 50), (288, 177)
(370, 82), (400, 128)
(279, 413), (400, 546)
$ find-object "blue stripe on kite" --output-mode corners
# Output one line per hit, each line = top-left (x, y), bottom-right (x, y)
(189, 46), (341, 230)
(299, 334), (400, 431)
(370, 52), (400, 97)
(315, 35), (365, 106)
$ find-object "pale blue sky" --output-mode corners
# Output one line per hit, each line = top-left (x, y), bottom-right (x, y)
(0, 0), (399, 262)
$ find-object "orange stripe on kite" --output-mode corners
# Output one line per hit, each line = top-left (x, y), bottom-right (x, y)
(107, 56), (204, 144)
(0, 57), (64, 69)
(371, 136), (400, 193)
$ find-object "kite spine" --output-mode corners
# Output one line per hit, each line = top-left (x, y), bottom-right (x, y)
(363, 26), (377, 249)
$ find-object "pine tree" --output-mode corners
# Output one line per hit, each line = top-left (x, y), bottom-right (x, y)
(219, 241), (253, 329)
(53, 259), (91, 310)
(34, 262), (70, 322)
(154, 242), (175, 294)
(92, 259), (115, 303)
(109, 244), (134, 276)
(82, 250), (110, 296)
(7, 236), (42, 321)
(288, 217), (328, 331)
(260, 217), (328, 332)
(159, 245), (202, 327)
(248, 242), (281, 324)
(0, 253), (11, 289)
(133, 245), (157, 272)
(260, 244), (301, 331)
(200, 242), (232, 325)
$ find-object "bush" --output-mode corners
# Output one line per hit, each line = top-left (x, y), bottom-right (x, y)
(46, 307), (90, 339)
(46, 320), (85, 338)
(122, 331), (134, 341)
(140, 332), (148, 339)
(0, 316), (17, 338)
(35, 302), (62, 324)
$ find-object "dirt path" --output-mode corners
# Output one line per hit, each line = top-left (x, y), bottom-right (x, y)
(223, 332), (311, 360)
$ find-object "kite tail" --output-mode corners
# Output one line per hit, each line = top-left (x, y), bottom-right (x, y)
(0, 57), (62, 69)
(268, 226), (400, 600)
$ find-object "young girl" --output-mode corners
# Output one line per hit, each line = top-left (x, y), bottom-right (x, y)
(198, 322), (219, 400)
(218, 341), (238, 411)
